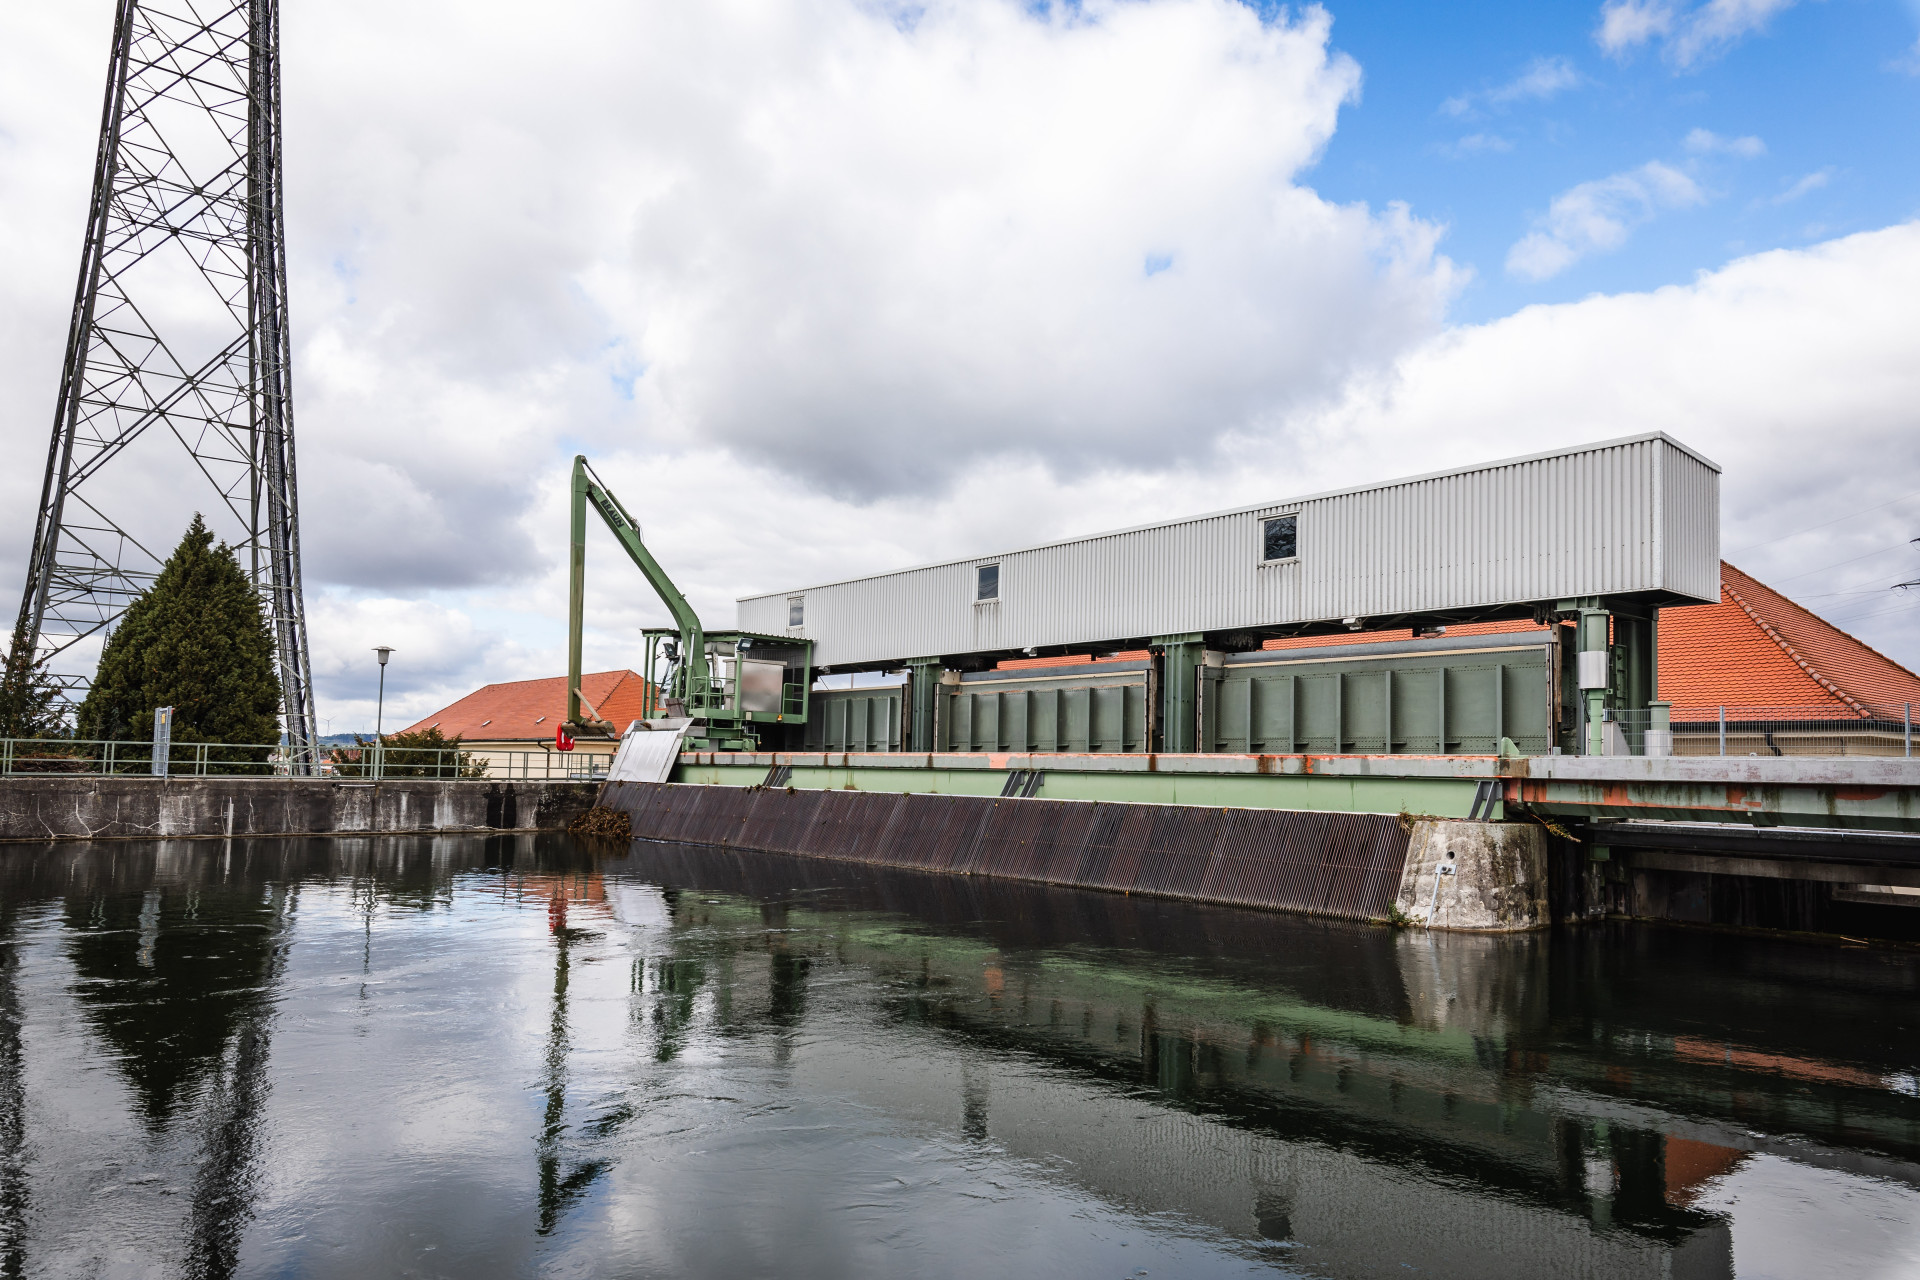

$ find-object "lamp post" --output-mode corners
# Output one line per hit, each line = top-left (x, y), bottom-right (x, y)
(373, 647), (394, 780)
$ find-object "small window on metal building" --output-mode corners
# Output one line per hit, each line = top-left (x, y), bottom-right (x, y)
(976, 564), (999, 601)
(1262, 514), (1297, 562)
(787, 597), (804, 627)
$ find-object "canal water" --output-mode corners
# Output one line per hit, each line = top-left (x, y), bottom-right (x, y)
(1, 835), (1917, 1279)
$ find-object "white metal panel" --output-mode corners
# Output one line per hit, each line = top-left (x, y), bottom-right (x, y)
(739, 434), (1721, 667)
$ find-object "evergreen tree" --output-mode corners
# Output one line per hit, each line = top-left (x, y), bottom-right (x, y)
(0, 618), (67, 739)
(76, 515), (283, 756)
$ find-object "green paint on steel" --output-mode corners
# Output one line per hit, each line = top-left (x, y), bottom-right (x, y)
(671, 760), (1489, 818)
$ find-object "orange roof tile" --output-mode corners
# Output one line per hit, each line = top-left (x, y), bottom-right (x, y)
(996, 649), (1151, 670)
(1657, 563), (1920, 717)
(1261, 619), (1550, 649)
(400, 670), (656, 741)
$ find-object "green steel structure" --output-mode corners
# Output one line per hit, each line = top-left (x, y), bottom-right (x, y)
(566, 456), (812, 751)
(804, 631), (1587, 760)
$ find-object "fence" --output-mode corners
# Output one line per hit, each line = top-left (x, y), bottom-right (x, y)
(1597, 704), (1915, 759)
(0, 739), (612, 781)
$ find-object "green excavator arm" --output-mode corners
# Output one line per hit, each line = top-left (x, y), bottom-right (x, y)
(566, 455), (706, 735)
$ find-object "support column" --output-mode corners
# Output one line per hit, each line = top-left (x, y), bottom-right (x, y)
(1393, 819), (1550, 931)
(1577, 607), (1610, 756)
(905, 657), (944, 752)
(1153, 634), (1204, 754)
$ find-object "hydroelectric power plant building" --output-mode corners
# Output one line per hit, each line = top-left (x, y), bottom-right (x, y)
(738, 433), (1721, 758)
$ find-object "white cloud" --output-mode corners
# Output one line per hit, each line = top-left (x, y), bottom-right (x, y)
(5, 1), (1919, 724)
(1443, 56), (1582, 117)
(1506, 161), (1706, 280)
(1271, 222), (1920, 669)
(1598, 0), (1798, 68)
(1768, 168), (1833, 205)
(0, 0), (1460, 710)
(1597, 0), (1677, 54)
(1684, 127), (1765, 157)
(1440, 133), (1515, 159)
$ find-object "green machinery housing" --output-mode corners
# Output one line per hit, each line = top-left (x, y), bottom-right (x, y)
(565, 456), (812, 751)
(807, 608), (1658, 758)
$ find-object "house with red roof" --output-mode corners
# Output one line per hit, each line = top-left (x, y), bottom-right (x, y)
(400, 670), (655, 776)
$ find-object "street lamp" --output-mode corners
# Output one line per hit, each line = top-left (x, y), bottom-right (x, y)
(373, 647), (394, 779)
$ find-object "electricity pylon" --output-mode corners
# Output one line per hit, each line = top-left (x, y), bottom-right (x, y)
(10, 0), (318, 766)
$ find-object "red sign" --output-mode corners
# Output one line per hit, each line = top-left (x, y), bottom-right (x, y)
(556, 725), (575, 752)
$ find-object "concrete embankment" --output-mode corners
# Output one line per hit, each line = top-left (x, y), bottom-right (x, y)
(0, 776), (597, 842)
(599, 780), (1548, 930)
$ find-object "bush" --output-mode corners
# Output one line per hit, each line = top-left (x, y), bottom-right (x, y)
(328, 726), (485, 779)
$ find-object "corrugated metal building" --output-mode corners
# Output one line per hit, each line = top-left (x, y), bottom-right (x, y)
(740, 434), (1720, 668)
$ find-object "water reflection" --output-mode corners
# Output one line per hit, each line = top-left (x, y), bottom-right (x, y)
(0, 834), (1914, 1279)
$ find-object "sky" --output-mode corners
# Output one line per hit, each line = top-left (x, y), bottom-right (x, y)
(1, 0), (1917, 731)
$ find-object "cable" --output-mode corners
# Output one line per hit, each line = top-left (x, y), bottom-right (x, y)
(1727, 488), (1920, 556)
(1766, 542), (1912, 586)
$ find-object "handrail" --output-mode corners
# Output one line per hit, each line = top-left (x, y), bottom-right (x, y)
(0, 739), (612, 781)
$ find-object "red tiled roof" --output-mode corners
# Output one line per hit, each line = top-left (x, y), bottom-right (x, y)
(1657, 563), (1920, 717)
(400, 670), (655, 741)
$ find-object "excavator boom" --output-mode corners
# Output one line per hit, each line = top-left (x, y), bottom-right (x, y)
(566, 455), (706, 733)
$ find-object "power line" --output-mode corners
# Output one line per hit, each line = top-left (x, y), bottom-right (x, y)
(1726, 488), (1920, 557)
(1766, 542), (1912, 587)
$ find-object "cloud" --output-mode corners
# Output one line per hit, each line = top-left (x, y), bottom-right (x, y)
(1597, 0), (1799, 69)
(1506, 161), (1706, 280)
(1443, 56), (1583, 117)
(1439, 133), (1515, 159)
(1270, 222), (1920, 669)
(578, 223), (1920, 683)
(5, 1), (1918, 719)
(1597, 1), (1677, 53)
(1684, 127), (1765, 157)
(1768, 168), (1833, 205)
(0, 0), (1460, 701)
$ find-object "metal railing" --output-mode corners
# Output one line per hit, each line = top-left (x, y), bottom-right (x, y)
(1594, 704), (1915, 759)
(0, 738), (612, 781)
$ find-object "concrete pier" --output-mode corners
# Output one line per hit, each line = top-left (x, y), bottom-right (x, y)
(1394, 820), (1551, 931)
(0, 777), (598, 842)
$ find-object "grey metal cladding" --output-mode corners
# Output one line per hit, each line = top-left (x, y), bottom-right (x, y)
(740, 434), (1722, 667)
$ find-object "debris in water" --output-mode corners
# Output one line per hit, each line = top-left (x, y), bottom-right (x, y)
(567, 806), (632, 840)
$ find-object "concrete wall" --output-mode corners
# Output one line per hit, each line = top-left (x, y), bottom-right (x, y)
(0, 777), (597, 843)
(1395, 819), (1551, 931)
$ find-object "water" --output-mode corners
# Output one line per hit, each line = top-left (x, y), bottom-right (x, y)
(1, 835), (1917, 1279)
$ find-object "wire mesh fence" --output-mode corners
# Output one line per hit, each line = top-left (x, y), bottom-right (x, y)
(0, 739), (612, 781)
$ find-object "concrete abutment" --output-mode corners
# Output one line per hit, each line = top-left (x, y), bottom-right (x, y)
(0, 777), (598, 842)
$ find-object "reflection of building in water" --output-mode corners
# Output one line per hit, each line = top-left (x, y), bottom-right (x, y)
(615, 849), (1920, 1280)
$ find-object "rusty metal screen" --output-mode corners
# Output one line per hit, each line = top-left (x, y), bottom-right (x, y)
(599, 783), (1411, 922)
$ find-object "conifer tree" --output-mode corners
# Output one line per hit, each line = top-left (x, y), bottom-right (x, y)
(0, 619), (67, 739)
(76, 515), (283, 753)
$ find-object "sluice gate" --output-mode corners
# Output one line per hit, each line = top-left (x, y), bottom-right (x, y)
(600, 781), (1413, 922)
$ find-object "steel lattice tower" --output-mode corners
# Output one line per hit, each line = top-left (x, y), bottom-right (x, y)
(12, 0), (318, 763)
